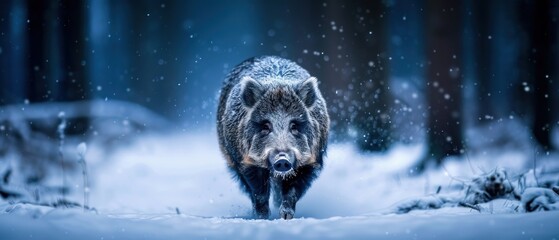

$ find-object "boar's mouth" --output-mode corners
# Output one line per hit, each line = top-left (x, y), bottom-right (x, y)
(271, 165), (296, 179)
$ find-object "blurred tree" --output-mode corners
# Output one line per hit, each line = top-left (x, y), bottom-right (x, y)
(472, 0), (493, 123)
(24, 0), (91, 102)
(471, 1), (521, 124)
(349, 1), (392, 152)
(127, 0), (183, 119)
(22, 0), (90, 134)
(527, 0), (557, 151)
(25, 0), (50, 102)
(315, 1), (354, 141)
(58, 0), (89, 101)
(420, 0), (464, 168)
(515, 0), (557, 152)
(58, 0), (90, 135)
(88, 0), (132, 103)
(320, 1), (392, 151)
(0, 1), (6, 104)
(0, 0), (27, 105)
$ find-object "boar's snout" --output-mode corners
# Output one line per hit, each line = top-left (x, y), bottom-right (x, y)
(269, 150), (295, 172)
(273, 159), (292, 172)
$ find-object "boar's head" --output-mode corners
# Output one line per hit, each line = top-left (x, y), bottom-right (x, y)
(239, 76), (320, 178)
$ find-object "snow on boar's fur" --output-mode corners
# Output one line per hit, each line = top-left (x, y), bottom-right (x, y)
(217, 56), (329, 219)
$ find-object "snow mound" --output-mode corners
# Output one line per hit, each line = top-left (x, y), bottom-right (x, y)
(522, 187), (559, 212)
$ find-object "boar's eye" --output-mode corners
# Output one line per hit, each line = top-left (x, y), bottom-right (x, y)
(260, 121), (272, 135)
(290, 122), (299, 135)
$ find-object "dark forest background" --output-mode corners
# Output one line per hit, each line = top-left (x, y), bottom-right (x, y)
(0, 0), (558, 168)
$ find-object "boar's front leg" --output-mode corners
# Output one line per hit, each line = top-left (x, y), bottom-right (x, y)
(278, 166), (318, 220)
(279, 187), (297, 220)
(242, 166), (271, 219)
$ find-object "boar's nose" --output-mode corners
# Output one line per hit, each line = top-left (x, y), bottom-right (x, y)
(273, 159), (292, 172)
(269, 150), (295, 172)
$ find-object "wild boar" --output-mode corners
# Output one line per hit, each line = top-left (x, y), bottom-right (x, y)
(217, 56), (329, 219)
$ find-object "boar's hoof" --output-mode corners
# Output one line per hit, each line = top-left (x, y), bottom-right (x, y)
(255, 212), (270, 219)
(279, 205), (294, 220)
(254, 207), (270, 219)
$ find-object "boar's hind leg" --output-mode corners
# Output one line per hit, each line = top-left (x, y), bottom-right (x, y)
(242, 166), (271, 219)
(278, 166), (318, 220)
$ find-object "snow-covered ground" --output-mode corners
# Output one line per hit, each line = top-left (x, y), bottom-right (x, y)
(2, 208), (558, 239)
(1, 129), (559, 239)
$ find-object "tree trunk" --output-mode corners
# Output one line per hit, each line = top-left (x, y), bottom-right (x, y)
(320, 1), (391, 151)
(350, 1), (392, 152)
(59, 0), (89, 101)
(531, 0), (556, 151)
(421, 0), (464, 168)
(0, 0), (27, 105)
(26, 0), (50, 103)
(472, 1), (493, 122)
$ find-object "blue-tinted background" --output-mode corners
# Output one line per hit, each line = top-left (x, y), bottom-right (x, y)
(1, 0), (558, 154)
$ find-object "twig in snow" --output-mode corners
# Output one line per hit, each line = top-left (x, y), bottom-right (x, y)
(458, 202), (481, 212)
(533, 148), (539, 187)
(57, 112), (67, 201)
(392, 167), (524, 214)
(77, 142), (89, 211)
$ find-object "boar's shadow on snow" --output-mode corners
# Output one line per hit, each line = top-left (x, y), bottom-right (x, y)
(217, 56), (329, 220)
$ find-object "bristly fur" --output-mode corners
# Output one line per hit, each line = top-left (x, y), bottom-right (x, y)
(217, 56), (329, 219)
(272, 169), (296, 180)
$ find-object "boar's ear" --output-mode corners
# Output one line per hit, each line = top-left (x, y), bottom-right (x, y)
(297, 77), (318, 107)
(240, 76), (263, 108)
